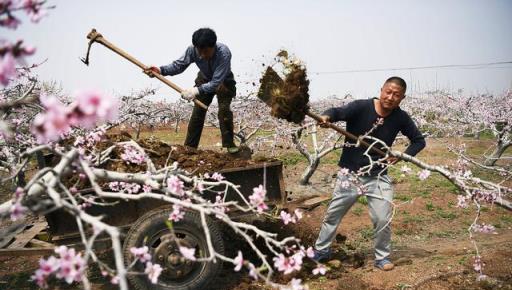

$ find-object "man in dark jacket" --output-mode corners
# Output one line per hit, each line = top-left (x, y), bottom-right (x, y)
(146, 28), (238, 153)
(312, 77), (426, 271)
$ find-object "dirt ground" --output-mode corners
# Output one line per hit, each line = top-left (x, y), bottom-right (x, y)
(0, 128), (511, 290)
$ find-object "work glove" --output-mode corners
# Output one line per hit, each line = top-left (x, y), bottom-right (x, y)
(181, 87), (199, 101)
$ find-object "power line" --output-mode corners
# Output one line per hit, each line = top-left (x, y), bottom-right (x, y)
(311, 60), (512, 75)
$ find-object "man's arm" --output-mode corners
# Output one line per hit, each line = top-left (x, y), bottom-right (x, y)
(197, 49), (231, 95)
(160, 46), (194, 76)
(400, 112), (426, 156)
(322, 100), (362, 123)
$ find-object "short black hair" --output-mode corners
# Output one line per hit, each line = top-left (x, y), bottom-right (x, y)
(192, 28), (217, 49)
(384, 76), (407, 92)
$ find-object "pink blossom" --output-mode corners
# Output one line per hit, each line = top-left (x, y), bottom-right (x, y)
(0, 52), (17, 86)
(144, 262), (163, 284)
(306, 247), (315, 258)
(280, 210), (293, 225)
(0, 14), (21, 29)
(471, 223), (496, 234)
(294, 209), (303, 220)
(282, 278), (306, 290)
(179, 246), (196, 261)
(110, 275), (119, 285)
(168, 204), (185, 222)
(273, 252), (303, 275)
(249, 185), (268, 213)
(456, 195), (468, 208)
(70, 90), (118, 128)
(120, 144), (145, 164)
(418, 169), (431, 181)
(21, 0), (48, 23)
(340, 180), (350, 189)
(52, 246), (86, 284)
(142, 184), (152, 193)
(32, 94), (71, 143)
(400, 165), (412, 174)
(130, 246), (152, 263)
(210, 172), (224, 181)
(108, 181), (141, 194)
(31, 257), (59, 289)
(248, 263), (258, 280)
(312, 264), (327, 275)
(339, 168), (350, 175)
(10, 201), (26, 221)
(167, 175), (184, 196)
(473, 256), (484, 273)
(233, 251), (243, 271)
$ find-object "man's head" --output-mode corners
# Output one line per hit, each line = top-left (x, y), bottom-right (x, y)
(192, 28), (217, 60)
(379, 76), (407, 110)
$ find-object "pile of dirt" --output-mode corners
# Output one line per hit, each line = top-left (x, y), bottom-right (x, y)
(257, 50), (310, 124)
(97, 132), (272, 175)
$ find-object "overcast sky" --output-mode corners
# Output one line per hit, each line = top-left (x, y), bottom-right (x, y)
(5, 0), (512, 101)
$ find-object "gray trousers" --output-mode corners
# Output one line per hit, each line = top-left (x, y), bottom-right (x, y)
(315, 173), (394, 261)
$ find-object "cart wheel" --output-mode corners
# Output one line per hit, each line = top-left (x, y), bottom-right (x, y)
(122, 207), (224, 290)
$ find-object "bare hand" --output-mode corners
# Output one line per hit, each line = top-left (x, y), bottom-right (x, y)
(318, 115), (330, 128)
(144, 66), (160, 78)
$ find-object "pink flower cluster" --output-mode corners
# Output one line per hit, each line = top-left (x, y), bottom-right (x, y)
(471, 223), (496, 234)
(273, 250), (304, 275)
(204, 172), (224, 181)
(456, 195), (469, 208)
(179, 246), (196, 261)
(249, 185), (268, 213)
(74, 127), (106, 150)
(32, 91), (118, 143)
(108, 181), (141, 194)
(417, 169), (431, 181)
(0, 40), (35, 86)
(130, 246), (151, 263)
(144, 262), (162, 284)
(31, 246), (86, 288)
(0, 0), (48, 29)
(129, 246), (162, 284)
(120, 144), (146, 165)
(167, 175), (184, 196)
(10, 187), (26, 221)
(279, 209), (303, 225)
(168, 204), (185, 222)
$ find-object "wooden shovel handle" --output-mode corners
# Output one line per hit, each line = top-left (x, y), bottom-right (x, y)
(306, 110), (388, 157)
(86, 29), (208, 110)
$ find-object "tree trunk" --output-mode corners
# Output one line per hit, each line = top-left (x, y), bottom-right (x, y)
(299, 157), (320, 185)
(484, 141), (510, 166)
(174, 119), (179, 133)
(135, 124), (141, 139)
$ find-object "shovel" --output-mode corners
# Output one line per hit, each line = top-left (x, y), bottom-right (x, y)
(81, 28), (208, 110)
(257, 66), (387, 157)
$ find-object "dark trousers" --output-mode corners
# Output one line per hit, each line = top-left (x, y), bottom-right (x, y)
(184, 73), (236, 148)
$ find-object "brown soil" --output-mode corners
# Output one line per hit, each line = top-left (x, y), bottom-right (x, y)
(93, 132), (271, 175)
(258, 50), (310, 124)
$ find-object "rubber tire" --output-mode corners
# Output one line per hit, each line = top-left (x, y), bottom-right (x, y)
(122, 207), (224, 290)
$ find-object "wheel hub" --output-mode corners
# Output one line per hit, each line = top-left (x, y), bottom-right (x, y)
(153, 234), (196, 279)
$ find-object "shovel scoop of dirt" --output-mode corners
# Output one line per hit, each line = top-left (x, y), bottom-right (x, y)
(257, 50), (310, 124)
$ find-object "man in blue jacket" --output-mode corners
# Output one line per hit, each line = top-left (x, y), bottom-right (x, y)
(312, 77), (426, 271)
(146, 28), (238, 153)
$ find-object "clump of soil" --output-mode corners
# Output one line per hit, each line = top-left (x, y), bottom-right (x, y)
(257, 50), (310, 124)
(97, 133), (271, 175)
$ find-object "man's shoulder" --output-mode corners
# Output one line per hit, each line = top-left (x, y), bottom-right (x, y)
(216, 43), (231, 56)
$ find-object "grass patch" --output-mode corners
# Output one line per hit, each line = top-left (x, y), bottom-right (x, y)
(357, 196), (368, 205)
(278, 152), (306, 166)
(435, 209), (457, 220)
(352, 206), (364, 216)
